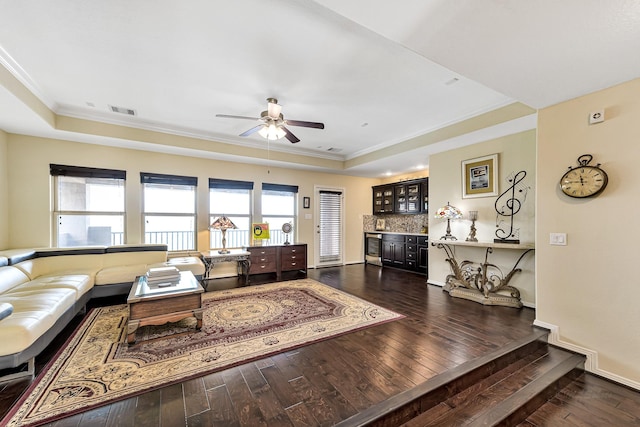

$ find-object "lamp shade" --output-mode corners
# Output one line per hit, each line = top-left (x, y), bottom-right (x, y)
(210, 215), (237, 230)
(434, 203), (463, 220)
(258, 124), (286, 140)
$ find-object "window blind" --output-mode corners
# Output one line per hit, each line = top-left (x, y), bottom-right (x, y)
(140, 172), (197, 186)
(209, 178), (254, 190)
(319, 190), (343, 263)
(50, 164), (126, 179)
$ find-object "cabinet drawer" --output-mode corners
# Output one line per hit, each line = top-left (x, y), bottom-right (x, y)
(248, 247), (277, 257)
(406, 244), (417, 253)
(406, 235), (417, 244)
(282, 258), (305, 271)
(249, 261), (277, 274)
(418, 236), (428, 245)
(281, 245), (305, 256)
(383, 234), (405, 243)
(250, 254), (276, 265)
(406, 252), (416, 260)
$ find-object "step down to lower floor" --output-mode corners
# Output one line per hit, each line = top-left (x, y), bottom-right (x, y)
(335, 327), (586, 427)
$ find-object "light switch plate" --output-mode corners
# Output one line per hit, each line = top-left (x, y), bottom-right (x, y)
(550, 233), (567, 245)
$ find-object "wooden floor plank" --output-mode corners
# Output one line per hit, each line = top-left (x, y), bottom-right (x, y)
(159, 382), (186, 426)
(182, 377), (209, 417)
(221, 368), (268, 426)
(133, 388), (162, 427)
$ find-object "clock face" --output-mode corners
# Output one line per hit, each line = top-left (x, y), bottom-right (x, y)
(560, 166), (608, 198)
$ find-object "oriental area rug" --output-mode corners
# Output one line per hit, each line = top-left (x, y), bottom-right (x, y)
(3, 278), (403, 427)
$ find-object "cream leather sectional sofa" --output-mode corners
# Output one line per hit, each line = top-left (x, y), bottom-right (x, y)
(0, 244), (204, 381)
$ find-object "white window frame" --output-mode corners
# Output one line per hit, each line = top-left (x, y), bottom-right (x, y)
(141, 172), (197, 251)
(51, 164), (126, 247)
(209, 178), (254, 250)
(261, 183), (298, 246)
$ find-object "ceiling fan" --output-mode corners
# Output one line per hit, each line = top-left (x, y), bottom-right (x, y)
(216, 98), (324, 143)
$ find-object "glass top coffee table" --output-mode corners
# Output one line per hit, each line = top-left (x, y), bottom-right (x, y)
(127, 270), (205, 344)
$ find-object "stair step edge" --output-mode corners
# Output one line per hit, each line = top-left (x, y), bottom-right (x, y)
(334, 328), (548, 427)
(466, 353), (585, 427)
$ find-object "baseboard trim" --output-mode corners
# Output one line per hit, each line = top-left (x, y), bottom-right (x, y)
(533, 319), (640, 391)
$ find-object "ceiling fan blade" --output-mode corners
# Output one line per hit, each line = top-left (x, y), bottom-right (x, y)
(285, 119), (325, 129)
(216, 114), (260, 121)
(239, 125), (263, 137)
(282, 126), (300, 143)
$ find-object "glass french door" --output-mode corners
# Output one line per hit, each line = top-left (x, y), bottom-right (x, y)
(315, 187), (344, 267)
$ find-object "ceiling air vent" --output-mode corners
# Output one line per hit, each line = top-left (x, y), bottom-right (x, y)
(109, 105), (136, 116)
(327, 147), (342, 152)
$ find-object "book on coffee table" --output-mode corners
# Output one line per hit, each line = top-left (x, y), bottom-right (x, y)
(145, 266), (180, 286)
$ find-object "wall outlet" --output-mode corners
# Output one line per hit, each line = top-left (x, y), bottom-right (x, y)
(550, 232), (567, 246)
(589, 110), (605, 124)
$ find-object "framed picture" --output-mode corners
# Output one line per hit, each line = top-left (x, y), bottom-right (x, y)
(462, 154), (498, 198)
(375, 218), (386, 231)
(303, 196), (310, 209)
(252, 223), (270, 240)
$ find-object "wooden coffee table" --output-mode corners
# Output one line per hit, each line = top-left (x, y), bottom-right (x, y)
(126, 271), (204, 344)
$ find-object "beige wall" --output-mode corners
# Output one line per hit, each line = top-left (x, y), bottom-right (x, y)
(0, 130), (8, 249)
(427, 129), (537, 305)
(536, 78), (640, 386)
(5, 134), (377, 265)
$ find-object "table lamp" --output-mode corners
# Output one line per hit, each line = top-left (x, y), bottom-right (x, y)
(435, 202), (463, 240)
(210, 215), (237, 254)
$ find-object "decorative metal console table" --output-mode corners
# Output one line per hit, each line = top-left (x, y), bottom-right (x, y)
(431, 240), (534, 308)
(200, 249), (251, 289)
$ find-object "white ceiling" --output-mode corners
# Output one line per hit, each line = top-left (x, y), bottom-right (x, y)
(0, 0), (639, 177)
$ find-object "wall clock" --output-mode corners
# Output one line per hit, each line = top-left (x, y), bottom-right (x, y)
(559, 154), (608, 198)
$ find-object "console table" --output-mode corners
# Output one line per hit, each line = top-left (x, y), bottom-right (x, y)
(431, 240), (534, 308)
(200, 249), (251, 289)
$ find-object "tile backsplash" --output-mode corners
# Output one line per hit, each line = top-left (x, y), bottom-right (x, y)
(363, 214), (429, 234)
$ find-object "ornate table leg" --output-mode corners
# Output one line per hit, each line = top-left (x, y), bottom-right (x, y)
(127, 319), (140, 344)
(239, 258), (251, 285)
(193, 308), (204, 330)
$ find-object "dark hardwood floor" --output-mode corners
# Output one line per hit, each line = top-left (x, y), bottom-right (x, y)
(1, 264), (638, 426)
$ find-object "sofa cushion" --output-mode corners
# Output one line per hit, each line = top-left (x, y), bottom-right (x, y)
(14, 274), (93, 299)
(0, 266), (30, 294)
(0, 288), (77, 356)
(14, 254), (104, 280)
(0, 303), (13, 321)
(101, 251), (167, 271)
(95, 264), (148, 286)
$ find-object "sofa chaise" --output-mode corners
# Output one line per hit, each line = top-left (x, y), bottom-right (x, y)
(0, 244), (204, 382)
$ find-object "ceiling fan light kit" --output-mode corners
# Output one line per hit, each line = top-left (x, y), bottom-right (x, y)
(259, 123), (286, 140)
(217, 98), (324, 144)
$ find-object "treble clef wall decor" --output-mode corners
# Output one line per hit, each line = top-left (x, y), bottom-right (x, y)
(494, 170), (529, 244)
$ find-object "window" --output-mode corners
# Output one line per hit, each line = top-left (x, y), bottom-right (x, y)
(51, 164), (126, 247)
(209, 178), (253, 249)
(261, 183), (298, 245)
(141, 172), (197, 251)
